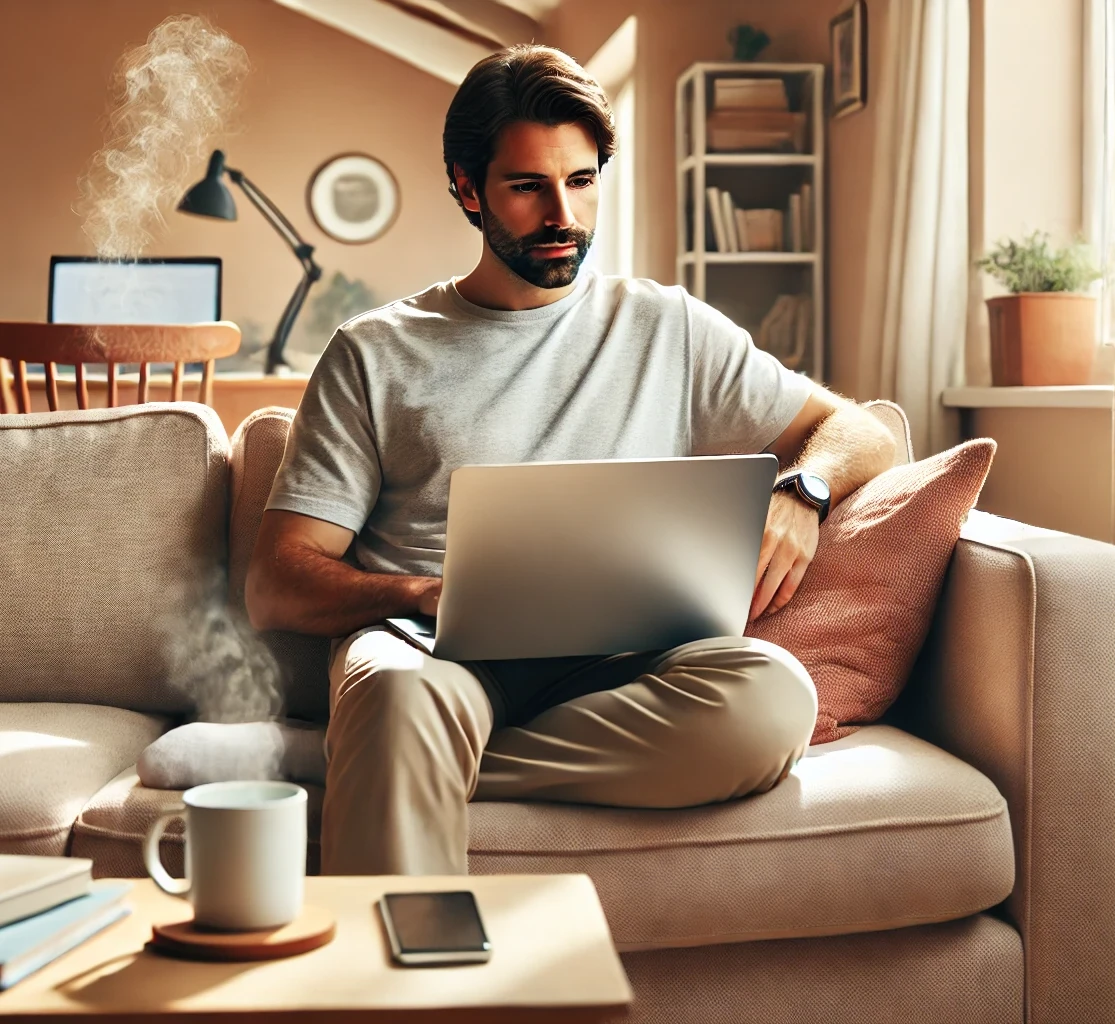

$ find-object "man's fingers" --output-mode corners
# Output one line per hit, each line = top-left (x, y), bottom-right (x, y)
(750, 545), (795, 621)
(765, 556), (810, 617)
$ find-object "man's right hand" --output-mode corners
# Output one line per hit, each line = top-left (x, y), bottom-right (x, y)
(417, 578), (442, 617)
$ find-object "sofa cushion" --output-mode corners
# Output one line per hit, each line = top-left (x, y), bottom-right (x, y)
(0, 702), (168, 855)
(72, 767), (323, 878)
(468, 725), (1014, 950)
(75, 722), (1013, 949)
(0, 404), (230, 713)
(229, 407), (330, 723)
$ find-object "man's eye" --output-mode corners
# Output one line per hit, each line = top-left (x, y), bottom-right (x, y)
(512, 183), (541, 194)
(569, 177), (594, 189)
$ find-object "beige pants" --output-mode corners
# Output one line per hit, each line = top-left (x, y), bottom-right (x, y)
(321, 629), (818, 875)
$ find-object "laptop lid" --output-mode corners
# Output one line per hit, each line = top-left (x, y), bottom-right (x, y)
(48, 257), (222, 324)
(432, 454), (778, 661)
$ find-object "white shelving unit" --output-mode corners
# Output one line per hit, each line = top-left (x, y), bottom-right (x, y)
(676, 62), (825, 381)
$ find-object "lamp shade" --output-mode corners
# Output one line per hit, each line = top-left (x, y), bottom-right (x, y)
(178, 150), (237, 221)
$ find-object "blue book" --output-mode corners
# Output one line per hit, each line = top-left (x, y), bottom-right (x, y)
(0, 881), (132, 990)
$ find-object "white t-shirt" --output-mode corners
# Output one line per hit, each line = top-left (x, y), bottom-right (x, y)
(267, 271), (812, 577)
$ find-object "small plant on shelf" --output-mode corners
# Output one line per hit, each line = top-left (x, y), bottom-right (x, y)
(975, 231), (1103, 386)
(976, 231), (1100, 293)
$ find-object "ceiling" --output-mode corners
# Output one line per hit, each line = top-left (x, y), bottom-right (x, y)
(272, 0), (565, 83)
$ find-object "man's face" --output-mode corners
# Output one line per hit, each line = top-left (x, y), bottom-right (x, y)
(471, 121), (599, 289)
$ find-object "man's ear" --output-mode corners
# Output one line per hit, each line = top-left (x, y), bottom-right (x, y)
(453, 162), (481, 214)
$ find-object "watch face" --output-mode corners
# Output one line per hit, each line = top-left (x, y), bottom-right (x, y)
(800, 473), (830, 503)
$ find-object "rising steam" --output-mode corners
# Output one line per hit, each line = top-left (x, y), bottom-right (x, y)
(75, 18), (301, 765)
(76, 14), (249, 259)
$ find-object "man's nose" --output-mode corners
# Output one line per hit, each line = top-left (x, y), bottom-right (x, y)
(543, 183), (576, 229)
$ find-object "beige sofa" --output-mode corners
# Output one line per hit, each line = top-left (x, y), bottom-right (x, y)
(2, 400), (1113, 1024)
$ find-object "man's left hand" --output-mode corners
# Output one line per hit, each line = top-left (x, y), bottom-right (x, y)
(749, 490), (820, 621)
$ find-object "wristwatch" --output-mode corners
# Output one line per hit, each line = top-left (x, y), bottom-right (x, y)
(773, 471), (832, 524)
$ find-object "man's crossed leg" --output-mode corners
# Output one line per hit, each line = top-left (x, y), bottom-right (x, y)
(321, 628), (818, 876)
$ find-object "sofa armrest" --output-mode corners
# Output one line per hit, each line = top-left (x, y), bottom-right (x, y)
(905, 509), (1115, 1023)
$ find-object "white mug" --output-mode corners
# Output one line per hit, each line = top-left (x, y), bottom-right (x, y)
(143, 780), (308, 931)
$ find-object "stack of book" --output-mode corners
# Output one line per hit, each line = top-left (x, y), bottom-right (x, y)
(706, 185), (815, 254)
(0, 855), (131, 990)
(706, 77), (807, 153)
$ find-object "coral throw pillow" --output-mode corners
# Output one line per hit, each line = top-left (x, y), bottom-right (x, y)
(747, 439), (996, 745)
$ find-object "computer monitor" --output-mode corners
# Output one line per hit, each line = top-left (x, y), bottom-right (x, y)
(48, 257), (222, 325)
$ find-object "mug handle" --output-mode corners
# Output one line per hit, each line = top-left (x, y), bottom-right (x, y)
(143, 804), (191, 898)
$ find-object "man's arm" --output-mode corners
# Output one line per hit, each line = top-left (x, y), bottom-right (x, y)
(749, 386), (896, 620)
(245, 510), (441, 636)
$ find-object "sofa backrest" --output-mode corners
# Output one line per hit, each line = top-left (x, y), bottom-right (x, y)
(864, 399), (914, 465)
(229, 408), (331, 724)
(0, 404), (230, 713)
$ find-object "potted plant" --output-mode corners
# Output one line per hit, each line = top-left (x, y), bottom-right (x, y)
(976, 232), (1102, 386)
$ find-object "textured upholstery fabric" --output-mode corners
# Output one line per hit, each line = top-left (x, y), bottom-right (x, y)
(0, 404), (229, 713)
(0, 703), (167, 855)
(229, 408), (330, 724)
(67, 721), (1011, 950)
(749, 440), (996, 744)
(901, 510), (1115, 1024)
(72, 766), (323, 878)
(611, 913), (1023, 1024)
(468, 725), (1013, 949)
(863, 398), (914, 465)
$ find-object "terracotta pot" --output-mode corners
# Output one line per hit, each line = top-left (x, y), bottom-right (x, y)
(986, 293), (1097, 386)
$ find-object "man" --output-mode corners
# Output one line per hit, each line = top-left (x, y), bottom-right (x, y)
(245, 45), (895, 876)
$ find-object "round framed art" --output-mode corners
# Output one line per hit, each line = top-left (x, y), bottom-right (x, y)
(307, 153), (400, 244)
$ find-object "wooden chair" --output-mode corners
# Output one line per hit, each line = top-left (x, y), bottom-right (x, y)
(0, 322), (241, 414)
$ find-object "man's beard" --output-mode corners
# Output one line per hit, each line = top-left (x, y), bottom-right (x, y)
(480, 202), (594, 289)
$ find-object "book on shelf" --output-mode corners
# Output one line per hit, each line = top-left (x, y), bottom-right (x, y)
(0, 880), (131, 990)
(787, 193), (803, 253)
(719, 190), (740, 252)
(800, 182), (813, 251)
(733, 208), (750, 252)
(706, 110), (807, 153)
(705, 186), (727, 252)
(713, 77), (789, 111)
(0, 855), (92, 929)
(744, 209), (784, 252)
(758, 293), (812, 371)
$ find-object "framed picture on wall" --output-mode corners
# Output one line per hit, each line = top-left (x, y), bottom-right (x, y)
(830, 0), (867, 118)
(307, 153), (400, 244)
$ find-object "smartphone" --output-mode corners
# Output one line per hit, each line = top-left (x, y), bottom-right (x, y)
(378, 891), (492, 966)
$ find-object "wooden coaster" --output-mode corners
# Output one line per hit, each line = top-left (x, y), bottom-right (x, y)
(147, 905), (336, 962)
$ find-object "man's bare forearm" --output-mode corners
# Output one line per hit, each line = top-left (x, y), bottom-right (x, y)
(782, 404), (896, 505)
(248, 542), (437, 637)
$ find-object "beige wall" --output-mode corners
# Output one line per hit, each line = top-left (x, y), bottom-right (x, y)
(545, 0), (885, 396)
(0, 0), (481, 361)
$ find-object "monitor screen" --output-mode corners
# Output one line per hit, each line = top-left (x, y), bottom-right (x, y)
(49, 257), (222, 325)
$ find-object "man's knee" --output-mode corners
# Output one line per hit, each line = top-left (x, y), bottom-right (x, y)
(657, 635), (817, 788)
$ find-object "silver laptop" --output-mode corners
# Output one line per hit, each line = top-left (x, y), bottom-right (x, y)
(386, 454), (778, 661)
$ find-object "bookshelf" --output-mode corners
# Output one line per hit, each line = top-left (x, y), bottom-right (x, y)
(676, 62), (825, 381)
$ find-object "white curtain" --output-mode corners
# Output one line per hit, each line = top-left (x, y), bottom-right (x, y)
(856, 0), (969, 458)
(1084, 0), (1115, 348)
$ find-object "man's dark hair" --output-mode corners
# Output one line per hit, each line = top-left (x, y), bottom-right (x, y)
(443, 44), (617, 230)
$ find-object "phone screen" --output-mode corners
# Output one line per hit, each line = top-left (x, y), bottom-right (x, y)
(381, 891), (489, 953)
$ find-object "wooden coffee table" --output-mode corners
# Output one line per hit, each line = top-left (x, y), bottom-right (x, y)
(0, 874), (632, 1022)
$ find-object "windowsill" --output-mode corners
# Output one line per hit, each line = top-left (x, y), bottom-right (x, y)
(942, 385), (1114, 409)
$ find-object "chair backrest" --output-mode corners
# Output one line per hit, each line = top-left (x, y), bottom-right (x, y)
(0, 321), (241, 414)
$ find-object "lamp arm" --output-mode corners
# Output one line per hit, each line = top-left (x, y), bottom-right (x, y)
(228, 169), (315, 265)
(225, 167), (324, 374)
